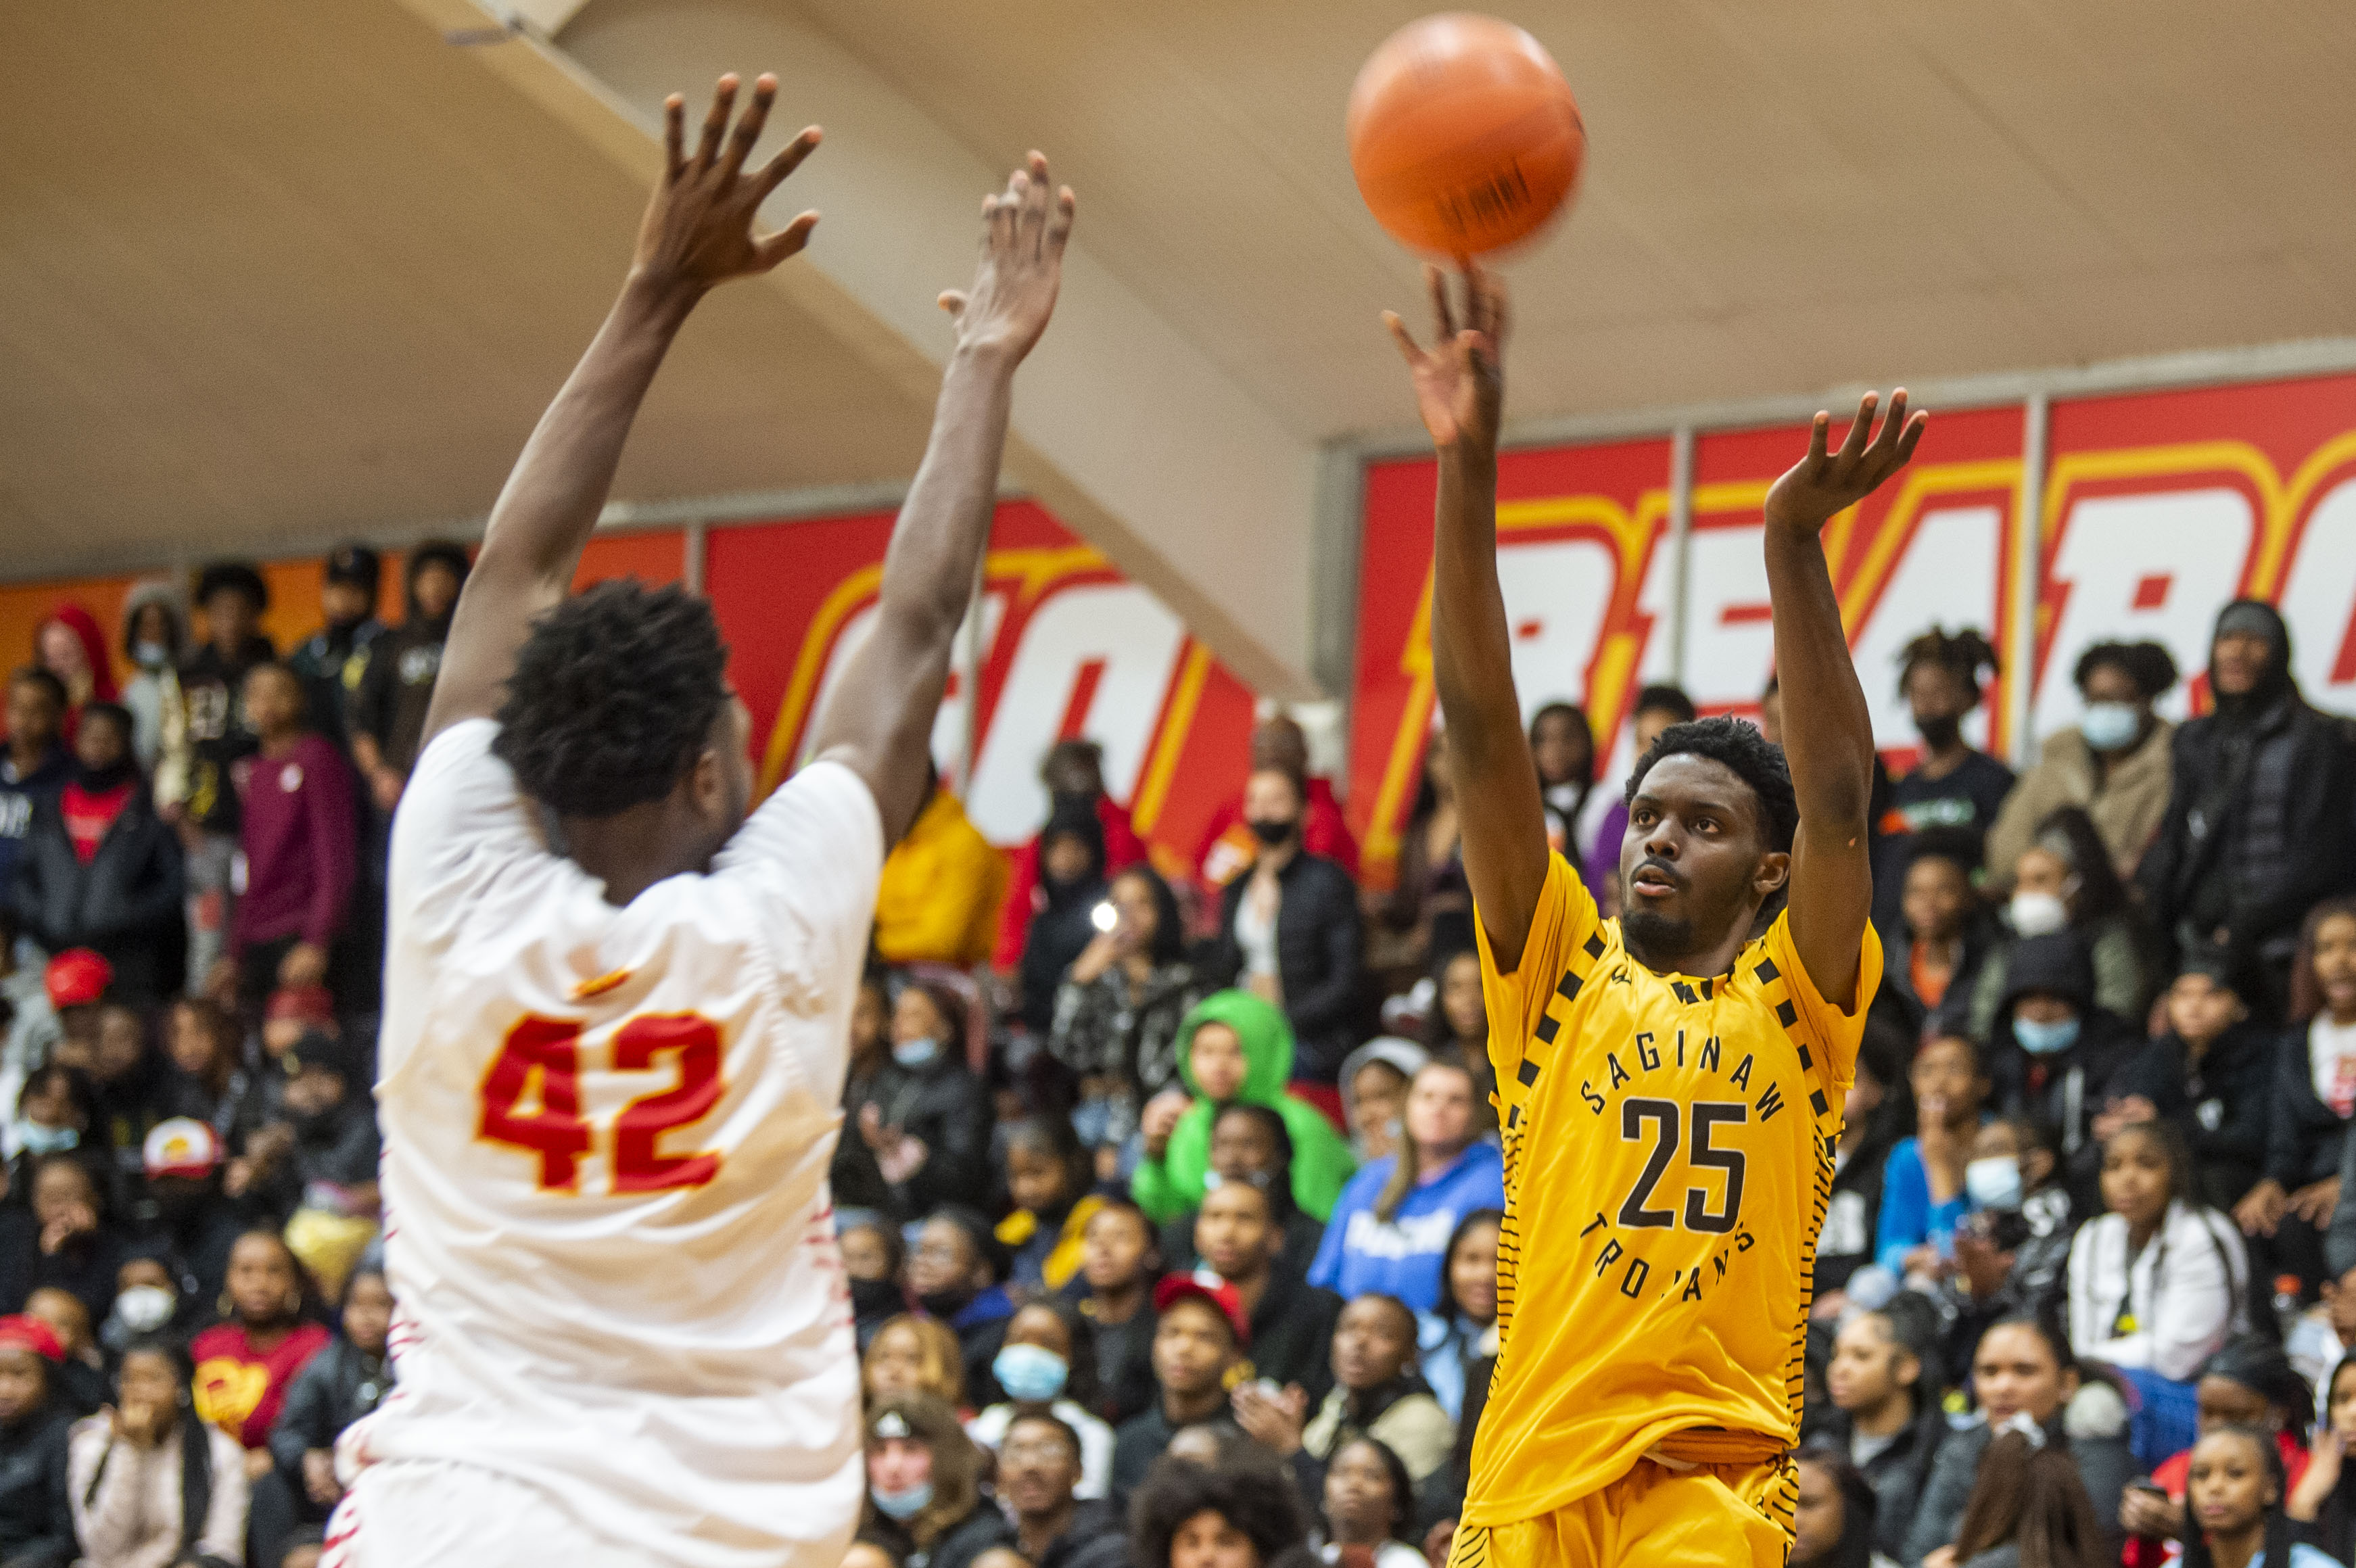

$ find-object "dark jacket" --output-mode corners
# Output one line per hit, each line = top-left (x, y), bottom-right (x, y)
(1110, 1406), (1242, 1502)
(1207, 853), (1365, 1084)
(1880, 921), (1994, 1043)
(0, 1401), (75, 1568)
(1810, 1400), (1946, 1561)
(0, 750), (67, 916)
(2108, 1022), (2276, 1209)
(9, 784), (184, 1006)
(1983, 934), (2140, 1216)
(2140, 671), (2356, 990)
(1030, 1498), (1128, 1568)
(1244, 1264), (1344, 1406)
(179, 637), (273, 835)
(847, 1053), (991, 1222)
(2267, 1021), (2352, 1190)
(1902, 1409), (2132, 1567)
(872, 1501), (1012, 1568)
(286, 616), (383, 756)
(268, 1335), (390, 1473)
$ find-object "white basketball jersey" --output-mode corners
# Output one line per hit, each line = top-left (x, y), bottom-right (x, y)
(349, 719), (882, 1567)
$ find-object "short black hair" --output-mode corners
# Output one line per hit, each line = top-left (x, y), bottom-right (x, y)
(1623, 715), (1798, 855)
(492, 581), (730, 818)
(77, 701), (133, 745)
(1131, 1450), (1306, 1568)
(195, 561), (268, 611)
(8, 667), (66, 710)
(2073, 639), (2177, 701)
(1632, 684), (1697, 724)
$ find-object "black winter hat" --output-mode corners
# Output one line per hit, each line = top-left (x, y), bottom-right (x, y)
(2001, 932), (2095, 1014)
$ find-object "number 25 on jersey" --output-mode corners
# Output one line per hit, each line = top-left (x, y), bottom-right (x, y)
(477, 1013), (725, 1195)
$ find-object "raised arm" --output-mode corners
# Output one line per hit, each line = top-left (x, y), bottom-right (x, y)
(1384, 265), (1549, 971)
(1762, 390), (1926, 1007)
(807, 154), (1075, 841)
(425, 74), (822, 742)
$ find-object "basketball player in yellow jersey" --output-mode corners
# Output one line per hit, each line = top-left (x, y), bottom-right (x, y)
(1383, 267), (1927, 1567)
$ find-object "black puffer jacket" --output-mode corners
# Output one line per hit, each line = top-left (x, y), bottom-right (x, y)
(9, 785), (184, 1005)
(1984, 933), (2140, 1215)
(846, 1053), (992, 1222)
(1206, 852), (1364, 1084)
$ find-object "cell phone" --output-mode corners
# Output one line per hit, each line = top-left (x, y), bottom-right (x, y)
(2127, 1479), (2168, 1498)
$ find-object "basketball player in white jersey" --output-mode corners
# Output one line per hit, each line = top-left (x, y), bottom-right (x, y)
(323, 76), (1074, 1567)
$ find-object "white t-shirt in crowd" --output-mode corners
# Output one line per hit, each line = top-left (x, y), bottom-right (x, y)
(2312, 1016), (2356, 1119)
(965, 1400), (1116, 1499)
(344, 720), (883, 1568)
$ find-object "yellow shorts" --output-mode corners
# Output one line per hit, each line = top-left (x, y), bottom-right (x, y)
(1450, 1454), (1796, 1568)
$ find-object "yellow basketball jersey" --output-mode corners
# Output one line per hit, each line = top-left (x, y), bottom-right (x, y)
(1461, 853), (1881, 1528)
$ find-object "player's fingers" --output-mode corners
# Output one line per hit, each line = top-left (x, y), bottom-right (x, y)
(694, 75), (738, 172)
(1806, 411), (1831, 467)
(1837, 392), (1877, 463)
(754, 210), (820, 268)
(1018, 151), (1050, 257)
(939, 289), (967, 316)
(1425, 264), (1456, 341)
(722, 73), (776, 181)
(1894, 408), (1929, 465)
(1382, 310), (1427, 367)
(1869, 389), (1910, 458)
(991, 174), (1020, 252)
(754, 125), (822, 199)
(1046, 186), (1077, 256)
(662, 93), (686, 181)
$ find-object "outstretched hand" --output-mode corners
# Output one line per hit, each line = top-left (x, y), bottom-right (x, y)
(938, 152), (1075, 362)
(634, 74), (822, 296)
(1766, 389), (1927, 533)
(1384, 264), (1506, 454)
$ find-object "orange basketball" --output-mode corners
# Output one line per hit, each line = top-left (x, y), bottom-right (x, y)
(1346, 13), (1584, 258)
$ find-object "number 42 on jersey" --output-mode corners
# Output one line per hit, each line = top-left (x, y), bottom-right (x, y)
(477, 1013), (726, 1195)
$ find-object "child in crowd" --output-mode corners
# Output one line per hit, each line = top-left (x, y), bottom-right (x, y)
(2240, 900), (2356, 1298)
(1294, 1295), (1453, 1485)
(1317, 1436), (1424, 1568)
(1989, 932), (2142, 1216)
(1309, 1062), (1500, 1312)
(1882, 836), (1988, 1039)
(855, 980), (993, 1221)
(995, 1117), (1107, 1297)
(1417, 1208), (1499, 1423)
(1788, 1444), (1900, 1568)
(1159, 1104), (1324, 1275)
(1066, 1198), (1160, 1427)
(2106, 957), (2276, 1212)
(1946, 1116), (2077, 1373)
(1815, 1303), (1945, 1563)
(2122, 1338), (2315, 1567)
(840, 1216), (907, 1352)
(189, 1230), (329, 1482)
(11, 1151), (124, 1333)
(2180, 1425), (2340, 1568)
(1941, 1424), (2108, 1568)
(1421, 951), (1496, 1132)
(907, 1209), (1016, 1405)
(24, 1287), (103, 1417)
(2288, 1354), (2356, 1561)
(1878, 1034), (1987, 1281)
(863, 1314), (968, 1416)
(1131, 992), (1353, 1227)
(68, 1337), (250, 1568)
(964, 1300), (1115, 1499)
(2068, 1122), (2249, 1467)
(864, 1396), (1010, 1568)
(1336, 1039), (1426, 1166)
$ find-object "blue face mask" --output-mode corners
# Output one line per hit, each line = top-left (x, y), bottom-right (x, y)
(892, 1037), (941, 1069)
(2079, 702), (2142, 753)
(992, 1343), (1070, 1404)
(872, 1480), (933, 1521)
(16, 1122), (77, 1157)
(2013, 1016), (2081, 1056)
(1965, 1156), (2024, 1212)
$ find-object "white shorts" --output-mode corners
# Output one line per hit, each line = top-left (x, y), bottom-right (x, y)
(323, 1460), (646, 1568)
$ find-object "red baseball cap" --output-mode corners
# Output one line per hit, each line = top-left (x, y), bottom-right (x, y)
(1154, 1270), (1250, 1347)
(43, 949), (112, 1010)
(0, 1316), (63, 1363)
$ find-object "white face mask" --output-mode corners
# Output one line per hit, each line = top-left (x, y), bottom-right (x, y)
(2079, 702), (2141, 753)
(1965, 1156), (2024, 1211)
(2008, 890), (2069, 938)
(112, 1285), (175, 1334)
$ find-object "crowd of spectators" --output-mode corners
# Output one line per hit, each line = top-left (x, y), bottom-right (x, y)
(7, 546), (2356, 1568)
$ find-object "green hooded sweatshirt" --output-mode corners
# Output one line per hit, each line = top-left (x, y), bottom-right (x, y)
(1130, 990), (1357, 1225)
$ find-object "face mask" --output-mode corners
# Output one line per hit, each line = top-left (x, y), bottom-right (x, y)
(1916, 713), (1963, 751)
(2013, 1016), (2081, 1057)
(992, 1343), (1071, 1404)
(112, 1285), (176, 1335)
(2079, 702), (2141, 753)
(1965, 1156), (2024, 1211)
(1246, 817), (1296, 847)
(16, 1123), (77, 1157)
(1201, 1168), (1269, 1194)
(2008, 890), (2069, 939)
(892, 1037), (941, 1069)
(847, 1277), (901, 1321)
(917, 1286), (977, 1321)
(871, 1480), (934, 1521)
(1543, 782), (1586, 814)
(133, 642), (171, 671)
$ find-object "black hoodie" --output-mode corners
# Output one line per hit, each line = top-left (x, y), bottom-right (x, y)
(350, 544), (470, 779)
(2140, 599), (2356, 1010)
(1985, 932), (2140, 1214)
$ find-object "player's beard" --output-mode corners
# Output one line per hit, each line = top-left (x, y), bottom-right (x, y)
(1621, 907), (1697, 966)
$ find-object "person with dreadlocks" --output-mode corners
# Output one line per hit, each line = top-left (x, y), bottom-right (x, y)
(321, 76), (1077, 1568)
(1386, 257), (1921, 1567)
(1879, 626), (2014, 930)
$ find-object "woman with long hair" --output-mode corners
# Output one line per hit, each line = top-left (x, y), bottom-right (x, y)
(1307, 1063), (1501, 1312)
(1418, 1208), (1501, 1424)
(1317, 1437), (1423, 1568)
(187, 1229), (329, 1483)
(1968, 804), (2157, 1040)
(2286, 1353), (2356, 1561)
(67, 1336), (249, 1568)
(1049, 863), (1202, 1161)
(1945, 1424), (2106, 1568)
(1789, 1444), (1897, 1568)
(2179, 1425), (2335, 1568)
(863, 1395), (1008, 1568)
(862, 1315), (968, 1417)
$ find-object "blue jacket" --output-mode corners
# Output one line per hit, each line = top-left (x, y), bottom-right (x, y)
(1875, 1136), (1971, 1271)
(1308, 1141), (1504, 1311)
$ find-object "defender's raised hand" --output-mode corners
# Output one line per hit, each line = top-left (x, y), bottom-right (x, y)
(1384, 263), (1507, 454)
(937, 152), (1075, 362)
(634, 74), (822, 295)
(1766, 389), (1927, 533)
